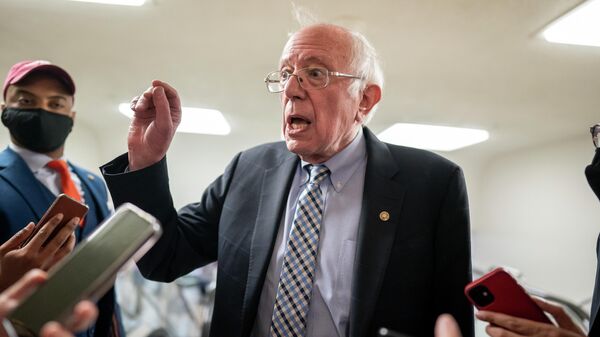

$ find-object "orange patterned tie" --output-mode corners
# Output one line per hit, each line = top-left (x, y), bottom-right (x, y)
(46, 159), (84, 227)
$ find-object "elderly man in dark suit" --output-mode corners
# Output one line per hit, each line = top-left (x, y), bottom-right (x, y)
(101, 23), (474, 337)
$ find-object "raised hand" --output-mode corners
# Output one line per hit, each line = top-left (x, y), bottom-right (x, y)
(0, 214), (79, 292)
(127, 80), (182, 171)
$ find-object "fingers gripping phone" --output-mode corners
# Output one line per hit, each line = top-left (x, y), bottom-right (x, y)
(20, 194), (89, 248)
(9, 203), (162, 334)
(465, 268), (552, 324)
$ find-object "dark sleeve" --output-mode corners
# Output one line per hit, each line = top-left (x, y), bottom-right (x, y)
(586, 149), (600, 202)
(100, 152), (240, 282)
(433, 166), (474, 337)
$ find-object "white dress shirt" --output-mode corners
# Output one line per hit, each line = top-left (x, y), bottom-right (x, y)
(8, 142), (86, 201)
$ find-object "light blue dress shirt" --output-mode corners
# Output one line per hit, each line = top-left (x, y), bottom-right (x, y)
(252, 128), (367, 337)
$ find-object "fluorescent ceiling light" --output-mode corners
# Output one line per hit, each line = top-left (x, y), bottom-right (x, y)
(542, 0), (600, 47)
(119, 103), (231, 136)
(69, 0), (145, 6)
(377, 123), (489, 152)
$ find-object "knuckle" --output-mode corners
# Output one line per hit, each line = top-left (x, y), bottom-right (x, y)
(547, 329), (561, 337)
(504, 318), (520, 330)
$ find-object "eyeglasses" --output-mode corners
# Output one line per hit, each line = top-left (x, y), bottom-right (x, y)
(264, 67), (362, 93)
(591, 123), (600, 148)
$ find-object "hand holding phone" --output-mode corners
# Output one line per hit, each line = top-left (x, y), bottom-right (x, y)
(465, 268), (552, 324)
(20, 194), (89, 248)
(0, 214), (80, 292)
(9, 203), (162, 334)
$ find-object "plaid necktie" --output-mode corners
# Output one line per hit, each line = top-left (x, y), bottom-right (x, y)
(270, 165), (330, 337)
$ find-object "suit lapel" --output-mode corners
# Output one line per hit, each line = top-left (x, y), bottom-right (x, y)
(70, 163), (109, 219)
(349, 129), (406, 337)
(0, 148), (50, 220)
(240, 150), (298, 336)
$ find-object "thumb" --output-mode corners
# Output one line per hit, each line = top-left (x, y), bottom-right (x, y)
(435, 314), (462, 337)
(0, 222), (35, 253)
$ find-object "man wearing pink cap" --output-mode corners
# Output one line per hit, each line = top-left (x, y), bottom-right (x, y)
(0, 60), (123, 337)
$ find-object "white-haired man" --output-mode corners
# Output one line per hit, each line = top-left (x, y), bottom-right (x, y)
(102, 23), (474, 337)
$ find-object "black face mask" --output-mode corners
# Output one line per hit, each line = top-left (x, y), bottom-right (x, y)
(1, 107), (73, 153)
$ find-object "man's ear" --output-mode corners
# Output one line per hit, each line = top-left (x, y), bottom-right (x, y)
(70, 110), (77, 121)
(356, 84), (382, 122)
(0, 102), (5, 110)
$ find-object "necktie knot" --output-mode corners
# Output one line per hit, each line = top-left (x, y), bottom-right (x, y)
(46, 159), (69, 174)
(308, 165), (330, 186)
(46, 159), (83, 204)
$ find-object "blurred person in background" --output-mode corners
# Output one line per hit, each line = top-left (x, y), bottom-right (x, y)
(475, 124), (600, 337)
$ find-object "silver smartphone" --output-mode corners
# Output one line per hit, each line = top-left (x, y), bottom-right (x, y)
(9, 203), (162, 334)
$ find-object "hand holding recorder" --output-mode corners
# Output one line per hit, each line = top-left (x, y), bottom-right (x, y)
(0, 269), (97, 337)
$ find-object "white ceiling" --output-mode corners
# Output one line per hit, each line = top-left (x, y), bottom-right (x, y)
(1, 0), (599, 161)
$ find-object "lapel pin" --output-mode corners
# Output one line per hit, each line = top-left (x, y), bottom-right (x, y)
(87, 174), (95, 180)
(379, 211), (390, 222)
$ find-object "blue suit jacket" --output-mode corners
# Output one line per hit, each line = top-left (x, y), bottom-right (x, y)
(0, 147), (110, 240)
(0, 147), (120, 337)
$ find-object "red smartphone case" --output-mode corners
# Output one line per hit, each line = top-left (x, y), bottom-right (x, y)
(465, 268), (552, 324)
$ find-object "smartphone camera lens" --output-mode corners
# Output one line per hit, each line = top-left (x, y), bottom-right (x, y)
(468, 285), (495, 307)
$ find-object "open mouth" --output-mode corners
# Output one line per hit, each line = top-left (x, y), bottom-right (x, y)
(288, 116), (311, 130)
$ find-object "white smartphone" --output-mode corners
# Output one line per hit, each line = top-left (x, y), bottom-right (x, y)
(9, 203), (162, 335)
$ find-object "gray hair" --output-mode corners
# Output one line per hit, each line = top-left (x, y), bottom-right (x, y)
(346, 29), (384, 124)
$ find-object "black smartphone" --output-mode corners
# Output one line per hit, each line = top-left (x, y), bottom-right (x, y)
(9, 203), (162, 334)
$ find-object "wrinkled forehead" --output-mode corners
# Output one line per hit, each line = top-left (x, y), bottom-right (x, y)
(279, 26), (353, 70)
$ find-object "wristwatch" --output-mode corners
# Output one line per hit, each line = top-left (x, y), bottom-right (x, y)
(591, 123), (600, 149)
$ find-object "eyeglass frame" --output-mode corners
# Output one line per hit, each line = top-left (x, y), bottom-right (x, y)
(264, 67), (363, 93)
(591, 123), (600, 149)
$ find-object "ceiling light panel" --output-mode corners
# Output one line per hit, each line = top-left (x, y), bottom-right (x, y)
(377, 123), (489, 152)
(543, 0), (600, 48)
(119, 103), (231, 136)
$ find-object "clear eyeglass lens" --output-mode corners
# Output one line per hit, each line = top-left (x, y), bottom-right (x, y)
(266, 72), (284, 93)
(301, 68), (328, 88)
(266, 68), (330, 93)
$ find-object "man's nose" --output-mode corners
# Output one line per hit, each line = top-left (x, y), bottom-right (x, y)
(283, 74), (306, 100)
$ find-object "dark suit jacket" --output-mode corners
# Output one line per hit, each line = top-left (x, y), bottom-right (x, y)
(587, 149), (600, 337)
(0, 147), (121, 337)
(101, 127), (474, 337)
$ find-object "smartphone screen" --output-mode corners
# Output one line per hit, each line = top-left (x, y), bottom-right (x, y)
(20, 194), (89, 248)
(9, 203), (162, 334)
(465, 268), (552, 324)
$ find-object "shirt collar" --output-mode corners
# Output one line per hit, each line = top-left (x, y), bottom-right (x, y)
(300, 127), (367, 192)
(9, 141), (66, 173)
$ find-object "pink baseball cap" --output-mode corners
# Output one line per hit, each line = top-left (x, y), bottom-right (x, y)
(2, 60), (75, 99)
